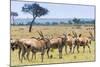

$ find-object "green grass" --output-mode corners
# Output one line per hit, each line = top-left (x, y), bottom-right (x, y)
(11, 41), (95, 66)
(11, 25), (95, 66)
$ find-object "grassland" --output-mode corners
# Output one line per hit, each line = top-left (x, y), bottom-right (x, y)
(11, 25), (95, 66)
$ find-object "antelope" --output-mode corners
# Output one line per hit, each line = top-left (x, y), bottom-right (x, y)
(73, 32), (91, 53)
(65, 33), (73, 54)
(20, 31), (50, 62)
(11, 39), (16, 51)
(47, 33), (67, 59)
(11, 39), (26, 61)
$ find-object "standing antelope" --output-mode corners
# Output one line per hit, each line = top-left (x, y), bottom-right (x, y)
(73, 32), (91, 53)
(47, 33), (67, 59)
(65, 33), (73, 54)
(20, 31), (50, 62)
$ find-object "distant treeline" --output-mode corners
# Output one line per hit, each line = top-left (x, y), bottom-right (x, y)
(11, 18), (95, 26)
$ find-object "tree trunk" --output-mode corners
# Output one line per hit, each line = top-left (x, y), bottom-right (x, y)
(29, 17), (36, 32)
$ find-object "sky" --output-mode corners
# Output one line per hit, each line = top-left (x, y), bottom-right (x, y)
(11, 1), (95, 19)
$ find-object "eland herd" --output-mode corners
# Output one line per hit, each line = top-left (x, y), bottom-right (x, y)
(11, 31), (93, 63)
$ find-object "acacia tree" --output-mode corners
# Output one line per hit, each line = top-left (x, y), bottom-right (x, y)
(11, 11), (18, 25)
(22, 3), (49, 32)
(72, 18), (81, 29)
(72, 18), (80, 24)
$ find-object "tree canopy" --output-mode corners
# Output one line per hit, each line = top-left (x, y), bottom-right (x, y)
(72, 18), (80, 24)
(22, 3), (49, 32)
(22, 3), (48, 18)
(11, 11), (18, 25)
(11, 11), (18, 16)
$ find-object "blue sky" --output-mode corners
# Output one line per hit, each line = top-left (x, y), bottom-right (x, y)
(11, 1), (95, 19)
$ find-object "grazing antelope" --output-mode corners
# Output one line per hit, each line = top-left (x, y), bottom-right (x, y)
(11, 39), (16, 51)
(11, 39), (26, 61)
(47, 33), (67, 59)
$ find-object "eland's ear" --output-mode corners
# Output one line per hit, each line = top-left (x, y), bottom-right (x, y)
(12, 48), (15, 51)
(79, 34), (82, 37)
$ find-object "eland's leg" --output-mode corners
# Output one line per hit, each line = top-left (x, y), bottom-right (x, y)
(31, 52), (34, 61)
(20, 47), (26, 63)
(59, 48), (63, 59)
(18, 48), (21, 61)
(77, 45), (80, 53)
(31, 52), (36, 61)
(34, 52), (36, 60)
(69, 45), (72, 53)
(73, 45), (76, 53)
(41, 48), (45, 62)
(65, 45), (68, 54)
(83, 45), (85, 53)
(87, 44), (91, 53)
(26, 49), (30, 62)
(47, 48), (50, 58)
